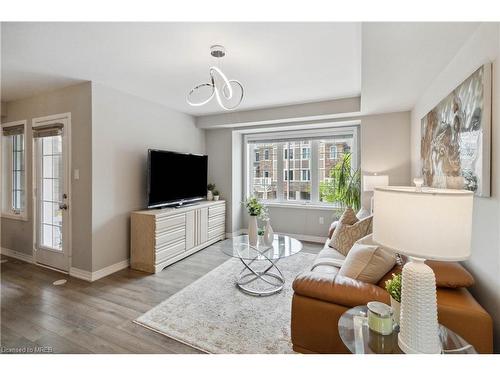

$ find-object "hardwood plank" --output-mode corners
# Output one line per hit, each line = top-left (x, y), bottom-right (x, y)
(1, 240), (324, 354)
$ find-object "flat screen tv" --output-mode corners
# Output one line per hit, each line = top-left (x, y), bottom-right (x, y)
(147, 149), (208, 208)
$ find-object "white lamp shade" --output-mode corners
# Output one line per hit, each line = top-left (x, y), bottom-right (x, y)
(363, 175), (389, 192)
(373, 186), (473, 261)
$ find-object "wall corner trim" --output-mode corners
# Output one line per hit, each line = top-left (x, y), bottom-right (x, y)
(1, 247), (34, 263)
(70, 259), (130, 282)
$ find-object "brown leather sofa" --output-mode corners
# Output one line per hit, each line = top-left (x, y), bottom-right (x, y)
(291, 238), (494, 354)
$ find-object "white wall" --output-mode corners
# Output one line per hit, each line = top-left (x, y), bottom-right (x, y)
(197, 97), (361, 129)
(91, 83), (205, 271)
(206, 129), (233, 234)
(205, 111), (411, 240)
(360, 111), (411, 208)
(410, 23), (500, 351)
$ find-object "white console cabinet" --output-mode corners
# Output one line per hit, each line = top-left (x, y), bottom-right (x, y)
(131, 200), (225, 273)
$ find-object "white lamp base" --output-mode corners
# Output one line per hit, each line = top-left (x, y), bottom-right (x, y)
(398, 257), (442, 354)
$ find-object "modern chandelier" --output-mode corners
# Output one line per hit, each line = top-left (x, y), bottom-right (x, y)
(187, 45), (244, 111)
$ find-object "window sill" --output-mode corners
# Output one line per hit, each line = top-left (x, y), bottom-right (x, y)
(262, 201), (342, 211)
(1, 212), (28, 221)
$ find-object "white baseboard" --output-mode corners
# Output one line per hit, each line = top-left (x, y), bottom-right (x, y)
(225, 230), (244, 238)
(2, 247), (129, 282)
(236, 229), (326, 244)
(278, 232), (327, 244)
(0, 247), (34, 263)
(69, 267), (93, 281)
(70, 259), (130, 282)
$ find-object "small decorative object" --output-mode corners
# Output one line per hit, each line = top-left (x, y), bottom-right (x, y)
(367, 302), (393, 336)
(263, 219), (274, 246)
(213, 190), (220, 201)
(385, 273), (402, 325)
(207, 183), (216, 201)
(244, 197), (264, 247)
(421, 63), (491, 197)
(373, 181), (473, 354)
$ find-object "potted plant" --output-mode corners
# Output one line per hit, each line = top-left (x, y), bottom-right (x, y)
(207, 183), (216, 201)
(258, 227), (265, 244)
(244, 197), (264, 246)
(213, 190), (220, 201)
(385, 273), (402, 325)
(319, 154), (361, 210)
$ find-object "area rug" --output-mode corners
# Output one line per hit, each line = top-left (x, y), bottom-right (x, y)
(134, 252), (315, 354)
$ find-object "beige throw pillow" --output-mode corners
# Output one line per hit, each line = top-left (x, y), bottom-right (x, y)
(338, 234), (397, 284)
(329, 210), (373, 256)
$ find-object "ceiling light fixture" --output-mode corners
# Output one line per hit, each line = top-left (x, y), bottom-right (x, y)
(187, 45), (244, 111)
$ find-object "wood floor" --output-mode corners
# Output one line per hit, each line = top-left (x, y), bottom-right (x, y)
(1, 240), (323, 354)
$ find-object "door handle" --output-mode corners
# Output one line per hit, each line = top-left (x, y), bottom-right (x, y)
(59, 203), (68, 210)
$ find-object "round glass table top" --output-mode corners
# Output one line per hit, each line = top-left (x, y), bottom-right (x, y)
(220, 234), (303, 261)
(338, 305), (476, 354)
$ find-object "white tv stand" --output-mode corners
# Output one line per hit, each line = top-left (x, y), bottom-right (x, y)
(131, 200), (225, 273)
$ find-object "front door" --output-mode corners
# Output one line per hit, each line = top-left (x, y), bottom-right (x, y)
(33, 114), (70, 272)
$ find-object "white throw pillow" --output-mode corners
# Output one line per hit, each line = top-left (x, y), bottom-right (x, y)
(338, 234), (396, 284)
(356, 207), (371, 220)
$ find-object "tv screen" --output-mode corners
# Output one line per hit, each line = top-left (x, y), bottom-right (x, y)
(147, 149), (208, 208)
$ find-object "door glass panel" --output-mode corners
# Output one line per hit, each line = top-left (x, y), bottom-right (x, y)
(40, 135), (63, 251)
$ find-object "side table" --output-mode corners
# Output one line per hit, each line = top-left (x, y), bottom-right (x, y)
(338, 305), (476, 354)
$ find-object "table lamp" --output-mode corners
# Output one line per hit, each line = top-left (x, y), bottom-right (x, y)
(373, 178), (473, 354)
(363, 174), (389, 214)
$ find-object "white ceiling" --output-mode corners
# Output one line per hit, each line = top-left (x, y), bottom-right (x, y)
(1, 22), (482, 117)
(1, 22), (362, 115)
(361, 22), (480, 114)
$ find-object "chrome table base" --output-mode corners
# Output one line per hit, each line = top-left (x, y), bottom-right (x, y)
(236, 247), (285, 296)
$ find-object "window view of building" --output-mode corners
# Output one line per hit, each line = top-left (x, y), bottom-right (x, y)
(247, 129), (357, 205)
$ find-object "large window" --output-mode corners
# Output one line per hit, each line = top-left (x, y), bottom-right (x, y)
(2, 121), (27, 219)
(246, 127), (359, 206)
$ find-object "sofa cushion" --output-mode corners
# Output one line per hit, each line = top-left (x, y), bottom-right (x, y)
(329, 213), (373, 256)
(377, 261), (475, 289)
(311, 243), (346, 271)
(338, 234), (396, 284)
(328, 207), (371, 239)
(427, 261), (475, 288)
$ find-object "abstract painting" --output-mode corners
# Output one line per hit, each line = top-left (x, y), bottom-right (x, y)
(421, 64), (491, 197)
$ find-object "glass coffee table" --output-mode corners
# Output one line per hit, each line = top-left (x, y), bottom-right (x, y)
(338, 305), (476, 354)
(220, 234), (303, 296)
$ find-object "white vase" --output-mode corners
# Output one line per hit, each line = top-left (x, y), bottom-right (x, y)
(248, 215), (258, 246)
(207, 190), (213, 201)
(390, 296), (400, 326)
(213, 195), (220, 201)
(263, 220), (274, 246)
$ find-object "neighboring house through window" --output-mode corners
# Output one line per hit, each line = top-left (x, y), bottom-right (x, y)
(245, 126), (359, 205)
(330, 145), (338, 159)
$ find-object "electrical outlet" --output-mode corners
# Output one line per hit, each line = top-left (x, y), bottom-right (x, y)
(319, 217), (324, 225)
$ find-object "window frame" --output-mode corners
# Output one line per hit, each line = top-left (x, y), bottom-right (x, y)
(1, 120), (29, 221)
(244, 125), (360, 208)
(330, 145), (339, 159)
(264, 149), (269, 160)
(301, 169), (311, 181)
